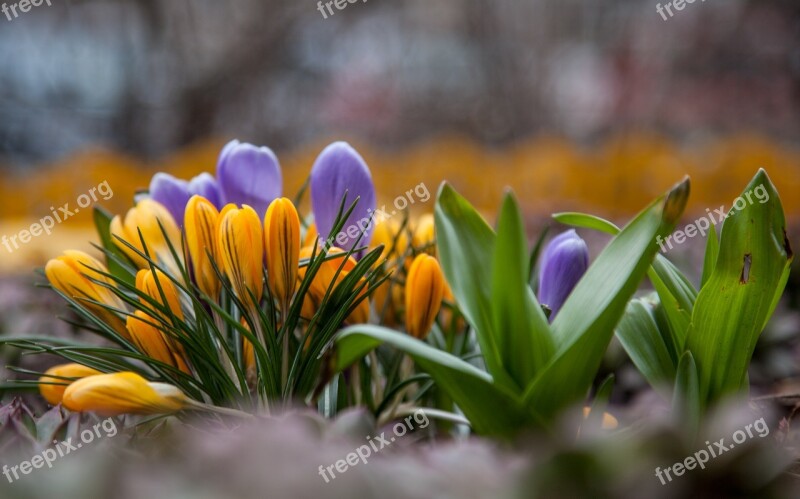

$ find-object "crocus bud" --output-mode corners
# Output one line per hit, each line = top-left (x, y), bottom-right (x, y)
(538, 230), (589, 321)
(303, 223), (319, 248)
(188, 172), (224, 209)
(149, 172), (191, 227)
(310, 142), (376, 256)
(216, 140), (282, 218)
(370, 218), (409, 265)
(184, 195), (221, 299)
(45, 250), (129, 339)
(264, 197), (300, 309)
(405, 254), (445, 340)
(136, 268), (183, 321)
(110, 199), (183, 276)
(126, 310), (190, 374)
(217, 204), (264, 308)
(62, 372), (188, 416)
(39, 363), (103, 406)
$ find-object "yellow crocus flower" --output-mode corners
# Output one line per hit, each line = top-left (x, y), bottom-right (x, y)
(110, 199), (183, 275)
(217, 204), (264, 308)
(39, 363), (103, 406)
(135, 268), (183, 321)
(404, 254), (445, 340)
(62, 372), (187, 416)
(184, 195), (221, 299)
(126, 310), (190, 374)
(45, 250), (129, 339)
(264, 198), (300, 309)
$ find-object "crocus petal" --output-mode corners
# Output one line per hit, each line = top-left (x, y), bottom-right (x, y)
(216, 140), (282, 217)
(149, 173), (191, 226)
(188, 172), (224, 209)
(184, 195), (221, 299)
(537, 229), (589, 321)
(217, 204), (265, 308)
(39, 363), (103, 406)
(310, 142), (376, 255)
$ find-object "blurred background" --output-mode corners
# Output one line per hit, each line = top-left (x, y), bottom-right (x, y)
(1, 0), (799, 270)
(1, 0), (799, 263)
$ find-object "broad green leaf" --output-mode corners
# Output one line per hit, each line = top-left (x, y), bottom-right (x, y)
(434, 183), (518, 392)
(333, 325), (535, 437)
(686, 169), (793, 403)
(523, 178), (689, 420)
(615, 297), (676, 396)
(701, 222), (719, 287)
(492, 193), (553, 387)
(672, 351), (700, 437)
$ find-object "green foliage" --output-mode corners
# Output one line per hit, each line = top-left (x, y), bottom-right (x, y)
(334, 179), (687, 436)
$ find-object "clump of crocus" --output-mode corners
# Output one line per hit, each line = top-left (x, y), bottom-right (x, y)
(39, 363), (103, 405)
(62, 372), (188, 416)
(110, 198), (184, 276)
(405, 254), (445, 339)
(45, 250), (129, 339)
(538, 230), (589, 321)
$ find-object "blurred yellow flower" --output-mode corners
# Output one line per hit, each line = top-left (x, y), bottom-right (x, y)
(411, 213), (436, 255)
(39, 363), (103, 406)
(298, 246), (369, 324)
(62, 372), (188, 416)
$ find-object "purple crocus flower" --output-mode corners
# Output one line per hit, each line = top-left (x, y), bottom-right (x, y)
(538, 230), (589, 321)
(150, 172), (225, 226)
(310, 142), (376, 256)
(216, 139), (282, 217)
(149, 173), (191, 225)
(188, 172), (224, 209)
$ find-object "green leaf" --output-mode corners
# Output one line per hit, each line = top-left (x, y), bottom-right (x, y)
(491, 192), (553, 387)
(523, 178), (689, 420)
(434, 183), (518, 392)
(685, 169), (793, 403)
(673, 351), (700, 437)
(701, 222), (719, 287)
(333, 325), (535, 437)
(552, 212), (620, 235)
(647, 255), (697, 352)
(615, 297), (677, 396)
